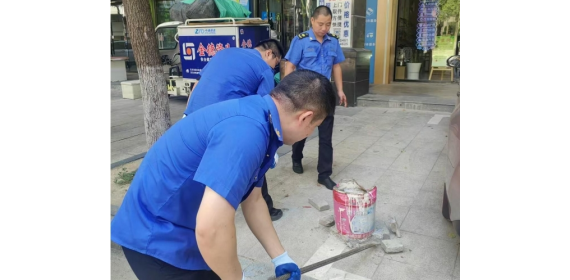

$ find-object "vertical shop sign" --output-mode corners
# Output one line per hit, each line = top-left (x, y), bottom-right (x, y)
(416, 0), (438, 51)
(364, 0), (377, 83)
(324, 0), (352, 47)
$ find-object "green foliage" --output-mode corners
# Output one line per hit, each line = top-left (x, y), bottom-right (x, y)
(438, 0), (460, 23)
(114, 168), (137, 185)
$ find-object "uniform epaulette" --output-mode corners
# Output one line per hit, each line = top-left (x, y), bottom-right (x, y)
(297, 32), (309, 39)
(327, 33), (339, 39)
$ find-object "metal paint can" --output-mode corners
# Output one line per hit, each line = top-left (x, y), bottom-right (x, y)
(333, 184), (377, 239)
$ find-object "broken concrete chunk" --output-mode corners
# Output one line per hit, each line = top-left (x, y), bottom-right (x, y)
(346, 240), (358, 249)
(380, 239), (404, 253)
(319, 215), (335, 227)
(373, 225), (391, 240)
(335, 179), (368, 194)
(387, 216), (401, 238)
(308, 198), (330, 211)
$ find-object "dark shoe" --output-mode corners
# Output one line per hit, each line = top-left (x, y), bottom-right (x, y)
(269, 208), (283, 221)
(318, 177), (337, 190)
(292, 160), (304, 174)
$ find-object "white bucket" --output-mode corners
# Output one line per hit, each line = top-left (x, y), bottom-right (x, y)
(406, 63), (422, 80)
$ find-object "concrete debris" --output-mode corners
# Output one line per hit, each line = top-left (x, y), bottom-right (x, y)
(372, 225), (391, 240)
(319, 215), (335, 227)
(334, 179), (369, 194)
(308, 198), (330, 211)
(380, 239), (404, 253)
(387, 216), (401, 238)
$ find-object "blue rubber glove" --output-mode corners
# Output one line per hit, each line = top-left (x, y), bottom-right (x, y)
(272, 251), (300, 280)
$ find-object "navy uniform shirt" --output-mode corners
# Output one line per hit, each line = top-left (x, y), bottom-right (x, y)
(184, 48), (275, 116)
(284, 28), (345, 79)
(111, 95), (283, 270)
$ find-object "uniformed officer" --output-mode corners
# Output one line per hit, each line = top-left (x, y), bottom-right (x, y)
(183, 39), (286, 221)
(111, 70), (336, 280)
(282, 5), (347, 190)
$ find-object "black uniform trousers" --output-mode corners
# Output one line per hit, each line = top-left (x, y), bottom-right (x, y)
(291, 114), (335, 180)
(122, 246), (221, 280)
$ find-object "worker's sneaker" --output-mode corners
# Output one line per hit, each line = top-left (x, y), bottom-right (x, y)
(292, 160), (303, 174)
(269, 208), (283, 221)
(318, 177), (337, 190)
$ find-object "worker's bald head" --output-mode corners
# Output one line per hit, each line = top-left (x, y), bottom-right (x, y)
(270, 70), (335, 145)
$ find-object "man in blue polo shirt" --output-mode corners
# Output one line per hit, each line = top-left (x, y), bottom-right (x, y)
(183, 39), (285, 221)
(283, 5), (348, 190)
(111, 70), (336, 280)
(183, 39), (281, 117)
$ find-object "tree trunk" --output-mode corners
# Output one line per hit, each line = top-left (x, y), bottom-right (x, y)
(124, 0), (171, 149)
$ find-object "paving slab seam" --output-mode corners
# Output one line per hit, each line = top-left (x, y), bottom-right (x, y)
(399, 229), (460, 244)
(111, 152), (146, 169)
(112, 133), (146, 143)
(452, 249), (460, 277)
(369, 255), (387, 279)
(368, 125), (398, 147)
(385, 257), (455, 278)
(374, 115), (433, 228)
(415, 142), (448, 197)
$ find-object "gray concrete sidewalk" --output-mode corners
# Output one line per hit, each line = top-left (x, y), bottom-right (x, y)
(111, 83), (459, 280)
(234, 108), (459, 280)
(111, 82), (188, 165)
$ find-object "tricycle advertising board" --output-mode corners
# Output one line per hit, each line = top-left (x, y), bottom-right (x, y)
(177, 19), (270, 80)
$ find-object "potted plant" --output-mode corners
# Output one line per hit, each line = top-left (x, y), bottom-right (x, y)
(406, 50), (422, 80)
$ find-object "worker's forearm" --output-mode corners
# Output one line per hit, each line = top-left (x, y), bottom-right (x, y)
(242, 193), (285, 259)
(196, 219), (242, 279)
(333, 65), (343, 92)
(283, 62), (296, 78)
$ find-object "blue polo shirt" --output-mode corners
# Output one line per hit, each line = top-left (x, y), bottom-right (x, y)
(184, 47), (275, 116)
(284, 29), (345, 79)
(111, 94), (284, 271)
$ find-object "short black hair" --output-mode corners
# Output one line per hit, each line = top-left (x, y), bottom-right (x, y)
(255, 39), (284, 59)
(271, 70), (336, 121)
(312, 5), (332, 18)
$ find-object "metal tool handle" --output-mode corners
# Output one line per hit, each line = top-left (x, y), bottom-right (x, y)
(269, 243), (378, 280)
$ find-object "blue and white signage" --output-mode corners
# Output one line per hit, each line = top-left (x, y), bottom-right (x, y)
(364, 0), (377, 83)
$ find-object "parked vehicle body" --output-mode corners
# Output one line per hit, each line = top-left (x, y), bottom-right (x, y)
(442, 55), (460, 236)
(154, 18), (270, 97)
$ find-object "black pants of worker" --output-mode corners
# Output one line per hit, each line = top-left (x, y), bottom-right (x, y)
(122, 246), (221, 280)
(261, 174), (274, 210)
(291, 114), (334, 180)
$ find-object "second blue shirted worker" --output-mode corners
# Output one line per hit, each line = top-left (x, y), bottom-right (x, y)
(183, 39), (285, 221)
(283, 5), (348, 190)
(111, 70), (338, 280)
